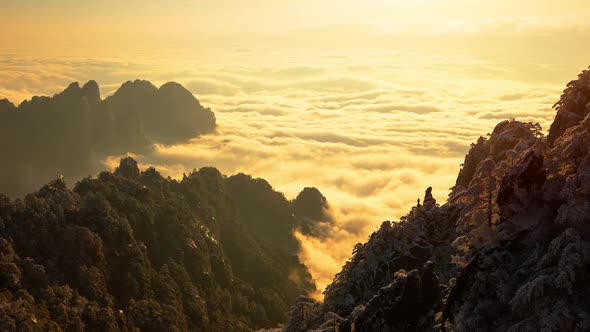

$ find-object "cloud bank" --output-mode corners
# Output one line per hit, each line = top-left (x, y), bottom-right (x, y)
(0, 48), (580, 294)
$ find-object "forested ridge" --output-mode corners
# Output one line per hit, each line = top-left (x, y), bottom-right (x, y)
(285, 67), (590, 331)
(0, 157), (317, 331)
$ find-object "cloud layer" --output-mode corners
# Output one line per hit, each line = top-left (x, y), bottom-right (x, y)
(0, 48), (579, 294)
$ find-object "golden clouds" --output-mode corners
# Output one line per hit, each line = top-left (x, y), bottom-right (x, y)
(0, 47), (583, 297)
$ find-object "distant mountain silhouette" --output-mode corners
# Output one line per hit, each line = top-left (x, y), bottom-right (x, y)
(285, 66), (590, 332)
(0, 80), (216, 197)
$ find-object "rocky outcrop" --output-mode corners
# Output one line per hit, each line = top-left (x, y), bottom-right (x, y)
(547, 70), (590, 145)
(285, 66), (590, 332)
(547, 66), (590, 146)
(449, 120), (541, 233)
(292, 187), (334, 238)
(438, 74), (590, 330)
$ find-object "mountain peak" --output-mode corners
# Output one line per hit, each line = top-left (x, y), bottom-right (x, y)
(292, 187), (334, 238)
(0, 99), (15, 112)
(65, 81), (81, 91)
(82, 80), (101, 104)
(111, 79), (158, 101)
(293, 187), (330, 221)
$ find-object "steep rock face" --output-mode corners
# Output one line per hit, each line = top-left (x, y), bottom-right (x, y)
(547, 66), (590, 146)
(0, 158), (315, 331)
(449, 120), (541, 233)
(453, 120), (539, 193)
(286, 67), (590, 332)
(496, 150), (546, 223)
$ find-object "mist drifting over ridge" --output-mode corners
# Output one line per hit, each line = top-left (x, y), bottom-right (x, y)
(1, 48), (588, 295)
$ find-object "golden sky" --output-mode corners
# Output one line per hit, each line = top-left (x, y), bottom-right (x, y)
(1, 0), (590, 295)
(2, 0), (590, 53)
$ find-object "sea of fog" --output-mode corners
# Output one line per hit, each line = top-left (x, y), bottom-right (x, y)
(0, 48), (578, 291)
